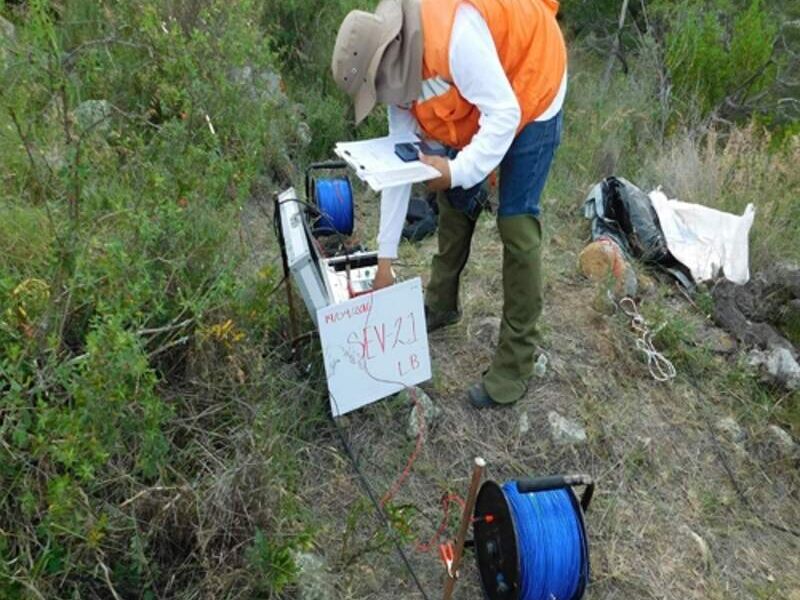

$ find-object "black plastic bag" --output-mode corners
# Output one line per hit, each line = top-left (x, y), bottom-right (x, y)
(402, 192), (439, 242)
(583, 176), (694, 289)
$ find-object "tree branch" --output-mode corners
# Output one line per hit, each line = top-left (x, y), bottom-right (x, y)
(603, 0), (631, 89)
(62, 37), (154, 68)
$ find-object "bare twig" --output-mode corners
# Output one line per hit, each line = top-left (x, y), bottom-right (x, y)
(120, 486), (181, 508)
(108, 103), (163, 131)
(7, 107), (53, 200)
(148, 336), (191, 358)
(98, 559), (123, 600)
(138, 318), (195, 337)
(6, 107), (68, 256)
(639, 0), (650, 30)
(603, 0), (631, 89)
(62, 37), (153, 67)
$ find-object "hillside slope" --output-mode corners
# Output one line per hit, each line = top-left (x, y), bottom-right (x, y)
(2, 1), (798, 598)
(295, 184), (800, 598)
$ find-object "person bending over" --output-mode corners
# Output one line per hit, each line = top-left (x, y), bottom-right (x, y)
(331, 0), (567, 408)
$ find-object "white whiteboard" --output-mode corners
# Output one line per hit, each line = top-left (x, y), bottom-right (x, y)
(317, 278), (432, 417)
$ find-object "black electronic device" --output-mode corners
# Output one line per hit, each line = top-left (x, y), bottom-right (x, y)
(417, 139), (449, 157)
(394, 142), (420, 163)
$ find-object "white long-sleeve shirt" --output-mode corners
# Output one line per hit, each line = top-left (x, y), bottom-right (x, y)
(377, 3), (567, 258)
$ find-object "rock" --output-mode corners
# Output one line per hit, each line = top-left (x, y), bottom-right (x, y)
(402, 387), (441, 439)
(702, 328), (737, 354)
(715, 417), (746, 444)
(42, 144), (67, 172)
(533, 354), (548, 378)
(294, 552), (336, 600)
(518, 412), (531, 436)
(765, 425), (798, 461)
(0, 15), (14, 66)
(748, 348), (800, 391)
(547, 411), (587, 445)
(0, 16), (14, 41)
(73, 99), (113, 135)
(712, 265), (800, 355)
(297, 121), (312, 147)
(230, 65), (287, 104)
(579, 238), (637, 298)
(680, 525), (712, 569)
(256, 69), (284, 97)
(637, 273), (657, 296)
(781, 298), (800, 347)
(470, 316), (501, 348)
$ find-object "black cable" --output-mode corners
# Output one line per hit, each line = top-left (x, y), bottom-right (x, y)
(272, 196), (324, 241)
(685, 376), (800, 540)
(328, 396), (432, 600)
(621, 294), (800, 540)
(264, 273), (288, 301)
(271, 185), (433, 594)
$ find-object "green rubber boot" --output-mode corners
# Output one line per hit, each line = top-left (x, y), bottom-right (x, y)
(483, 215), (544, 404)
(425, 193), (477, 326)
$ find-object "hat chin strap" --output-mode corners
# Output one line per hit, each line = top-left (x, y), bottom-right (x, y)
(375, 0), (423, 106)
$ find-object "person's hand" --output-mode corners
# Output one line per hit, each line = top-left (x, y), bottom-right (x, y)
(419, 153), (452, 192)
(372, 258), (395, 291)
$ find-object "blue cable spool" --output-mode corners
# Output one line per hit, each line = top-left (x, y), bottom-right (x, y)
(310, 176), (354, 237)
(305, 160), (355, 238)
(473, 475), (594, 600)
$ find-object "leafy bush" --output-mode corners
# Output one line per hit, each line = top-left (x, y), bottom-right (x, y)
(1, 0), (318, 596)
(663, 0), (778, 118)
(559, 0), (638, 36)
(246, 529), (302, 594)
(260, 0), (387, 158)
(562, 0), (789, 124)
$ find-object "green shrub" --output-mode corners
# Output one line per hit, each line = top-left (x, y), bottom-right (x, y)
(246, 529), (300, 594)
(0, 0), (315, 596)
(664, 0), (778, 118)
(260, 0), (387, 159)
(559, 0), (639, 36)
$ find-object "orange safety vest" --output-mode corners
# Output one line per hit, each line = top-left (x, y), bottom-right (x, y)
(411, 0), (566, 149)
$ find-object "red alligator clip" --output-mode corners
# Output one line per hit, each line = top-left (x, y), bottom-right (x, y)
(439, 541), (457, 579)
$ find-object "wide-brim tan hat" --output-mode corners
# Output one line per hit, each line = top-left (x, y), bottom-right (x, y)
(332, 0), (403, 124)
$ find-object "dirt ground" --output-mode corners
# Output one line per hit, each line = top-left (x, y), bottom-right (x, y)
(288, 186), (800, 600)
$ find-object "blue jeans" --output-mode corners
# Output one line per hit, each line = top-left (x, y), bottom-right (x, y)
(427, 111), (563, 403)
(498, 110), (563, 217)
(445, 111), (563, 218)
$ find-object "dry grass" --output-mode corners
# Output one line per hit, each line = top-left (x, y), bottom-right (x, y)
(296, 52), (800, 598)
(297, 179), (800, 598)
(642, 125), (800, 268)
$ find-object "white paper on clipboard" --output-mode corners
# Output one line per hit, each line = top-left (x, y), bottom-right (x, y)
(334, 134), (442, 192)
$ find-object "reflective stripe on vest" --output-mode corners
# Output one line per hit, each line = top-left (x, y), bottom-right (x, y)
(418, 76), (452, 103)
(413, 0), (567, 149)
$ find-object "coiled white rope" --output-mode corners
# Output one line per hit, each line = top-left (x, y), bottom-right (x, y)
(618, 297), (677, 382)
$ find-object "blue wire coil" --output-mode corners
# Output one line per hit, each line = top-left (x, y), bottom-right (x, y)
(502, 482), (588, 600)
(314, 177), (354, 237)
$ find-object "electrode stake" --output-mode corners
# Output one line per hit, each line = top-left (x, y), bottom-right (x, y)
(443, 457), (486, 600)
